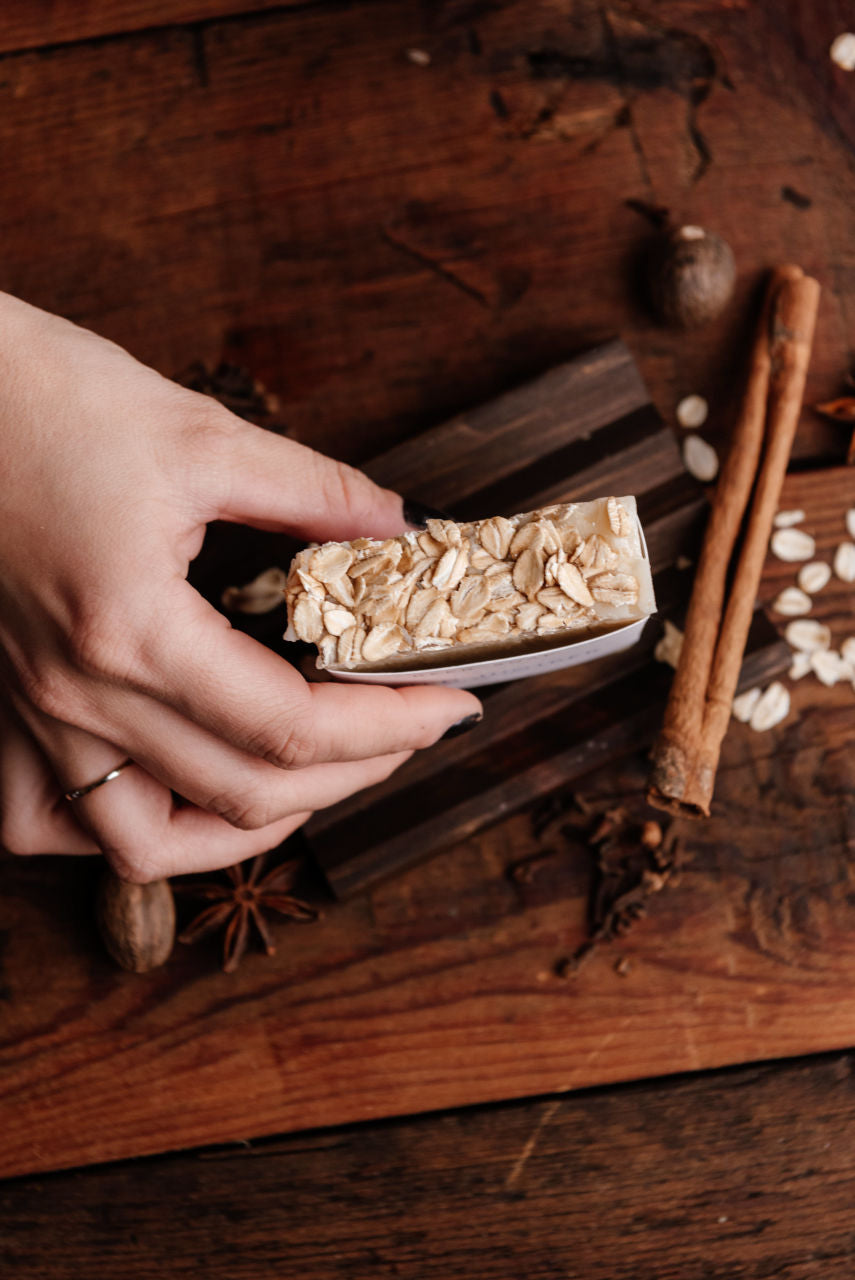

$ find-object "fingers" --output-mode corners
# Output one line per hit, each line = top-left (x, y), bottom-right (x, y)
(61, 681), (416, 827)
(58, 736), (312, 879)
(3, 706), (309, 875)
(0, 700), (99, 855)
(143, 582), (481, 770)
(119, 807), (314, 881)
(210, 419), (408, 543)
(61, 680), (417, 833)
(72, 746), (410, 882)
(14, 597), (465, 817)
(64, 747), (300, 881)
(10, 698), (413, 880)
(81, 749), (410, 881)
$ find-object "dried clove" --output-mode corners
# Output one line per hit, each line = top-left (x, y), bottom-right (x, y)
(530, 796), (687, 976)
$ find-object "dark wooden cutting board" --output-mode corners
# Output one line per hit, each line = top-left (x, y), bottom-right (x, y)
(0, 357), (845, 1181)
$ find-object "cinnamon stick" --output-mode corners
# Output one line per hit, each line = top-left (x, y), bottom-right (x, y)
(648, 266), (820, 816)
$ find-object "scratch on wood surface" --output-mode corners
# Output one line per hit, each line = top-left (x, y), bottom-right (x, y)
(380, 227), (490, 309)
(504, 1099), (561, 1191)
(599, 7), (655, 200)
(555, 1020), (630, 1096)
(599, 4), (717, 186)
(680, 1014), (702, 1070)
(583, 1027), (619, 1073)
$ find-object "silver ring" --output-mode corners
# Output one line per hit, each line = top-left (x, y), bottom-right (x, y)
(64, 758), (134, 802)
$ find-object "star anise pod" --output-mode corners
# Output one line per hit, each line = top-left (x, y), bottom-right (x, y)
(175, 853), (319, 973)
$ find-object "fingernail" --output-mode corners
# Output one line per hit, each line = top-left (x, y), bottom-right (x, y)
(441, 712), (484, 740)
(403, 497), (455, 529)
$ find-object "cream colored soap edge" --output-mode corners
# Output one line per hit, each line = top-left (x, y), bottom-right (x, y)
(284, 496), (656, 673)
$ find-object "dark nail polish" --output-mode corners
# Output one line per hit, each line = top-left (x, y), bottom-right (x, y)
(441, 712), (483, 740)
(403, 497), (455, 528)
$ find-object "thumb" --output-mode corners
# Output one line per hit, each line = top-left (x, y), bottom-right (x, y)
(212, 419), (408, 543)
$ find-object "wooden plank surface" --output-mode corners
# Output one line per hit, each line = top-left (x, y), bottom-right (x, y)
(364, 339), (654, 513)
(4, 1052), (855, 1279)
(1, 466), (853, 1179)
(4, 1049), (855, 1280)
(0, 2), (314, 54)
(3, 0), (855, 1188)
(0, 0), (852, 468)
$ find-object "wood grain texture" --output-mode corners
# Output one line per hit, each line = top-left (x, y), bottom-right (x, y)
(2, 0), (855, 1186)
(0, 1), (315, 54)
(0, 0), (852, 466)
(365, 339), (653, 513)
(0, 466), (852, 1178)
(5, 1053), (855, 1279)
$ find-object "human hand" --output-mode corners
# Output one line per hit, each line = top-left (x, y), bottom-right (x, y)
(0, 293), (481, 880)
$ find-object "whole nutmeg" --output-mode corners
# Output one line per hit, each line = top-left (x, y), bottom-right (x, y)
(648, 225), (735, 328)
(96, 868), (176, 973)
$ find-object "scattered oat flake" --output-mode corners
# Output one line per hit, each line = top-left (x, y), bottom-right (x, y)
(773, 509), (806, 529)
(732, 686), (761, 723)
(513, 547), (545, 597)
(556, 561), (593, 607)
(788, 651), (812, 680)
(654, 619), (683, 669)
(361, 624), (404, 664)
(479, 516), (514, 561)
(221, 566), (288, 614)
(831, 33), (855, 71)
(749, 682), (790, 732)
(770, 528), (815, 562)
(337, 625), (364, 667)
(834, 541), (855, 582)
(292, 594), (324, 642)
(784, 618), (831, 652)
(682, 434), (719, 482)
(846, 509), (855, 539)
(798, 561), (831, 594)
(811, 648), (853, 687)
(607, 496), (632, 538)
(311, 544), (353, 582)
(406, 47), (431, 65)
(324, 607), (356, 637)
(841, 637), (855, 667)
(676, 395), (708, 429)
(771, 586), (812, 617)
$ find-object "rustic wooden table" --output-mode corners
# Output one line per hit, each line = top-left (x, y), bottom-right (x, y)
(3, 1), (855, 1274)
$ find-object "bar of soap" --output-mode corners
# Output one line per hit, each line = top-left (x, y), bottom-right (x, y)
(284, 497), (656, 672)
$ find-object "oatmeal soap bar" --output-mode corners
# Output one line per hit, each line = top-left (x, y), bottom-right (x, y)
(284, 497), (656, 673)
